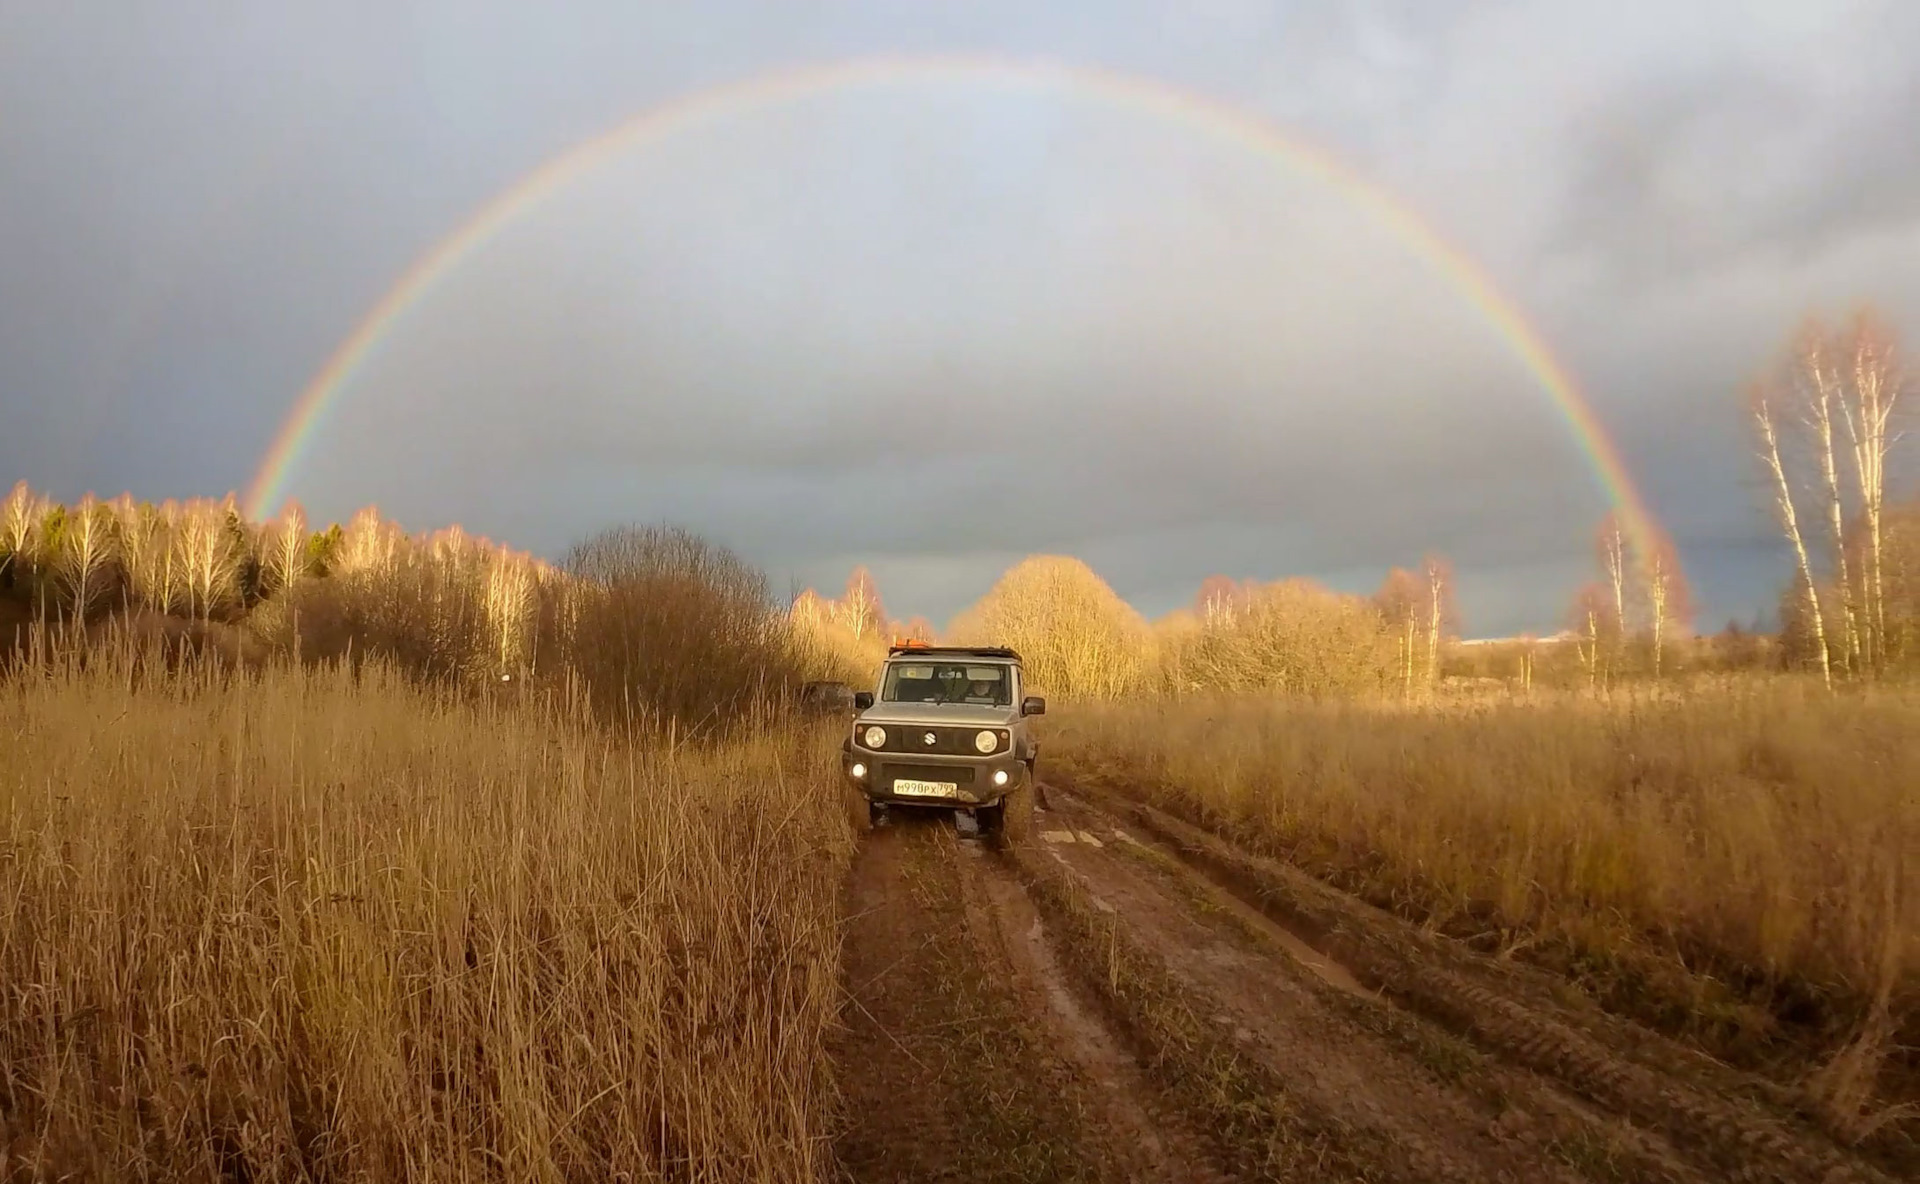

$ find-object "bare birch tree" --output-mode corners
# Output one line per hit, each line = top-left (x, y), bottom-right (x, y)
(0, 481), (42, 586)
(1422, 554), (1455, 688)
(1372, 567), (1422, 699)
(1795, 323), (1862, 671)
(108, 495), (150, 611)
(838, 566), (884, 643)
(1750, 381), (1831, 686)
(264, 503), (310, 597)
(789, 588), (828, 631)
(1838, 312), (1904, 671)
(1645, 536), (1691, 679)
(1569, 583), (1609, 692)
(1596, 512), (1633, 675)
(336, 507), (399, 578)
(485, 549), (535, 675)
(58, 495), (118, 619)
(1197, 574), (1241, 629)
(153, 501), (185, 615)
(176, 499), (239, 620)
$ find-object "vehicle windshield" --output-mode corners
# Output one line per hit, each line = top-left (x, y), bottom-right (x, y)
(881, 662), (1013, 706)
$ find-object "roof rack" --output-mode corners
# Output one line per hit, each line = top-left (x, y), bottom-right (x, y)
(886, 642), (1022, 660)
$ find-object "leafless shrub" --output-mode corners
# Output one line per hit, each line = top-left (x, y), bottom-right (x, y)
(563, 525), (803, 734)
(948, 555), (1147, 698)
(1161, 577), (1398, 699)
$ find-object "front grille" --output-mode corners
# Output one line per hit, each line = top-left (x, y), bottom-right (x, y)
(868, 725), (1004, 756)
(883, 764), (976, 787)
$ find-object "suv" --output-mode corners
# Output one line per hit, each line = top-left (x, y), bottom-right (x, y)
(842, 642), (1045, 837)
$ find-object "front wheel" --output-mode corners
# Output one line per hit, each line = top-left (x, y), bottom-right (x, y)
(999, 780), (1034, 843)
(846, 783), (874, 834)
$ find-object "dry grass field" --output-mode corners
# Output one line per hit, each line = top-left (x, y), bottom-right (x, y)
(6, 488), (1918, 1179)
(0, 639), (853, 1182)
(1041, 683), (1920, 1133)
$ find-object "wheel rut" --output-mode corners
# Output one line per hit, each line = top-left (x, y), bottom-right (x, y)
(832, 808), (1227, 1183)
(833, 785), (1894, 1183)
(1032, 792), (1601, 1184)
(1038, 783), (1901, 1184)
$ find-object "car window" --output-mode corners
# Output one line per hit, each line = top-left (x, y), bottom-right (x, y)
(881, 661), (1012, 705)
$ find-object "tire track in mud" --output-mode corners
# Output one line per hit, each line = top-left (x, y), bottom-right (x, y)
(834, 787), (1892, 1183)
(1019, 802), (1601, 1184)
(1040, 784), (1900, 1184)
(832, 811), (1227, 1183)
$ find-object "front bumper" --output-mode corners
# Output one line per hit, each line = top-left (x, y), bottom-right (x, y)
(842, 747), (1029, 807)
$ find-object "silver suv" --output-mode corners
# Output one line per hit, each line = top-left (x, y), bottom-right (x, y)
(841, 643), (1045, 837)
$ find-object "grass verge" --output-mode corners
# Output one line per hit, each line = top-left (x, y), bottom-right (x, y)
(1, 645), (853, 1181)
(891, 830), (1098, 1183)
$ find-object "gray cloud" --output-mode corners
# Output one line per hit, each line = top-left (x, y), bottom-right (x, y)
(4, 1), (1918, 634)
(1553, 43), (1920, 284)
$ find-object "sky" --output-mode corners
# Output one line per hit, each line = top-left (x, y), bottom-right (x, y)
(4, 1), (1919, 636)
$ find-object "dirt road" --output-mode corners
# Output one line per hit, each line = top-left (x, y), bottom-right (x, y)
(832, 784), (1897, 1183)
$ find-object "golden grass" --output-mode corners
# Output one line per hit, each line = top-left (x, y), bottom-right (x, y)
(0, 647), (853, 1181)
(1043, 683), (1919, 1079)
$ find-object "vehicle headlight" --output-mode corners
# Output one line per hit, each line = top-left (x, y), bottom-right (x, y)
(851, 762), (867, 779)
(862, 725), (887, 748)
(974, 729), (999, 754)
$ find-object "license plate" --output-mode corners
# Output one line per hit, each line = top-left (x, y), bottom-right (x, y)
(893, 778), (958, 798)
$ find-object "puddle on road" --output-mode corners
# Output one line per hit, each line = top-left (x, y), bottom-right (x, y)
(1041, 828), (1107, 849)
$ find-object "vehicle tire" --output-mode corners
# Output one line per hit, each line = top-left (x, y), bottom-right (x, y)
(847, 783), (873, 834)
(976, 801), (1004, 835)
(1028, 759), (1049, 810)
(1000, 780), (1034, 843)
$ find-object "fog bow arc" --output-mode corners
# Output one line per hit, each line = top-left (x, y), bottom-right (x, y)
(244, 54), (1673, 571)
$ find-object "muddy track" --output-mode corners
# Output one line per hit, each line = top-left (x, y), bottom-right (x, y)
(831, 810), (1227, 1183)
(1047, 783), (1902, 1184)
(833, 789), (1899, 1182)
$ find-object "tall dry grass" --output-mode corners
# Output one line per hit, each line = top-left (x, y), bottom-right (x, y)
(0, 639), (854, 1182)
(1045, 682), (1919, 1114)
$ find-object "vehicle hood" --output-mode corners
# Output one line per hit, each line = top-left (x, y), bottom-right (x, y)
(857, 702), (1019, 728)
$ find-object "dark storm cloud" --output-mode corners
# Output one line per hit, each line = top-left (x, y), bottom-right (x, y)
(4, 1), (1919, 634)
(1554, 41), (1920, 284)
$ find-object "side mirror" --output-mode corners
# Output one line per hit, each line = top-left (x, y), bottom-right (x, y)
(1021, 696), (1046, 716)
(854, 691), (875, 710)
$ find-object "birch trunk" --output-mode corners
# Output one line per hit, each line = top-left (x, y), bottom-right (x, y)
(1753, 389), (1832, 687)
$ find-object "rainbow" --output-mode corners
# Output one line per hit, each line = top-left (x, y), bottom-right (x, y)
(245, 53), (1669, 565)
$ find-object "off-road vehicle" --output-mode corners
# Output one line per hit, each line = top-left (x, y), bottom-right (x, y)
(842, 641), (1044, 838)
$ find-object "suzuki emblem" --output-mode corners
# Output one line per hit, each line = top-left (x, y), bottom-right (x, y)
(924, 732), (936, 745)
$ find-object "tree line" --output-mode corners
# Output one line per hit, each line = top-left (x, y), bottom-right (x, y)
(794, 544), (1700, 701)
(0, 491), (807, 736)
